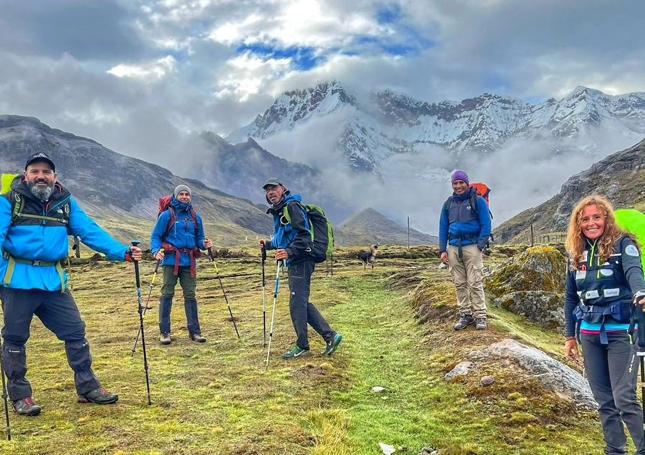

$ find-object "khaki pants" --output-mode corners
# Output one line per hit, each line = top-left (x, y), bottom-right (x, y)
(447, 244), (487, 319)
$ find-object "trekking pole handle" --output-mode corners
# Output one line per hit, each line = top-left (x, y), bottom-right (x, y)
(131, 241), (142, 288)
(207, 247), (215, 261)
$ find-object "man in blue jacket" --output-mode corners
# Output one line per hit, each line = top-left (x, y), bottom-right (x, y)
(0, 153), (143, 416)
(151, 185), (212, 345)
(260, 178), (342, 359)
(439, 170), (492, 330)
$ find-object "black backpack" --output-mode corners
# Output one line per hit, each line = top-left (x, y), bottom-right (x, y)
(283, 202), (334, 263)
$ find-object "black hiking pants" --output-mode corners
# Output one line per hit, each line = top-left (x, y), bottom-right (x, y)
(0, 287), (101, 401)
(581, 332), (645, 454)
(288, 260), (334, 350)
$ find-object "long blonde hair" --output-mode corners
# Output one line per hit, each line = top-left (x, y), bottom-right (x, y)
(565, 195), (625, 270)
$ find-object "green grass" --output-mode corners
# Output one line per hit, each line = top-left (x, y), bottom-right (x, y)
(0, 254), (605, 454)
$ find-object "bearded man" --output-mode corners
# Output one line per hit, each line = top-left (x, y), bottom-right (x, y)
(0, 152), (142, 416)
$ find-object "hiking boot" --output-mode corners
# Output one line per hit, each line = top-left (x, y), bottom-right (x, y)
(475, 318), (488, 330)
(160, 333), (171, 345)
(322, 333), (343, 356)
(281, 346), (310, 359)
(13, 397), (42, 416)
(453, 314), (475, 331)
(189, 333), (207, 343)
(78, 387), (119, 404)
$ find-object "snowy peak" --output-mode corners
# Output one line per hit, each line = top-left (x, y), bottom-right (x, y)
(227, 80), (355, 143)
(228, 82), (645, 171)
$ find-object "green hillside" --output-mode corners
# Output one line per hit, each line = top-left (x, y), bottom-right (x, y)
(0, 247), (602, 455)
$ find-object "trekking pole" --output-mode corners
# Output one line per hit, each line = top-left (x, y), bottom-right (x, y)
(73, 235), (81, 258)
(265, 260), (284, 370)
(131, 241), (152, 405)
(636, 300), (645, 441)
(131, 258), (162, 354)
(207, 248), (241, 339)
(0, 334), (11, 440)
(261, 245), (267, 347)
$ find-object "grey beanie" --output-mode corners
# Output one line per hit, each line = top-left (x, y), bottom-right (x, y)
(173, 184), (191, 198)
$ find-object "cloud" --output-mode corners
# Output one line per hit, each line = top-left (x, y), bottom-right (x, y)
(0, 0), (148, 61)
(214, 53), (294, 101)
(108, 56), (178, 80)
(0, 0), (645, 230)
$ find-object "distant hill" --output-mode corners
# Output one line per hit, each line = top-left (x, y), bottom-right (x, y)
(495, 139), (645, 243)
(200, 132), (360, 222)
(0, 115), (273, 246)
(335, 208), (437, 246)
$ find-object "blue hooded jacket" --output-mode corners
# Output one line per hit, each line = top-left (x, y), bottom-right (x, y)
(265, 192), (313, 265)
(439, 187), (492, 252)
(0, 181), (129, 291)
(151, 197), (206, 267)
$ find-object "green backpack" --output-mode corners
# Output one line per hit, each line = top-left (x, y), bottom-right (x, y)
(1, 173), (19, 194)
(616, 208), (645, 271)
(283, 202), (335, 263)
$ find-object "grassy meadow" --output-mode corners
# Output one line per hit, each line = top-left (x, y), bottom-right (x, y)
(0, 246), (605, 454)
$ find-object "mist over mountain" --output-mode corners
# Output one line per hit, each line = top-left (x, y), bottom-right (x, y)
(224, 81), (645, 233)
(184, 132), (354, 222)
(3, 79), (643, 240)
(495, 139), (645, 243)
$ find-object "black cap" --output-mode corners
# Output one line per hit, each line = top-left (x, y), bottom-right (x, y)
(262, 177), (283, 189)
(25, 152), (55, 171)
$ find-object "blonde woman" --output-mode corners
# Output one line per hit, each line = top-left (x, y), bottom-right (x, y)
(564, 195), (645, 455)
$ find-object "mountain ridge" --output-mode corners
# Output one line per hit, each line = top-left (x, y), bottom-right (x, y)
(494, 139), (645, 244)
(0, 115), (274, 246)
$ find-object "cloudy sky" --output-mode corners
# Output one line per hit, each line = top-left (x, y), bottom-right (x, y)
(1, 0), (644, 165)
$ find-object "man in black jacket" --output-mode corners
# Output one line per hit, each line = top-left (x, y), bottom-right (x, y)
(259, 178), (343, 359)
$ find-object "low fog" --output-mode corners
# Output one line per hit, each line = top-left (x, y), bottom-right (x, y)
(245, 116), (642, 236)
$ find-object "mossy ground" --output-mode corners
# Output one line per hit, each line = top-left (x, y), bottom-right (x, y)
(0, 247), (606, 454)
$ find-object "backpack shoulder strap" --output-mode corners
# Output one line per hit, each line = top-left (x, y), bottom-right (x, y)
(163, 206), (177, 238)
(190, 208), (199, 236)
(282, 201), (307, 225)
(469, 191), (479, 217)
(10, 191), (22, 223)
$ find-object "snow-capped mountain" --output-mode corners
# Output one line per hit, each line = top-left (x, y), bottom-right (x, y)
(228, 81), (356, 143)
(228, 82), (645, 173)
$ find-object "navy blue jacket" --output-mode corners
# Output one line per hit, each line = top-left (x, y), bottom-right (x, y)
(265, 192), (312, 265)
(564, 236), (645, 337)
(439, 188), (492, 252)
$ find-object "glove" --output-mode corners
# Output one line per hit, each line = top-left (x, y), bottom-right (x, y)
(477, 238), (489, 251)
